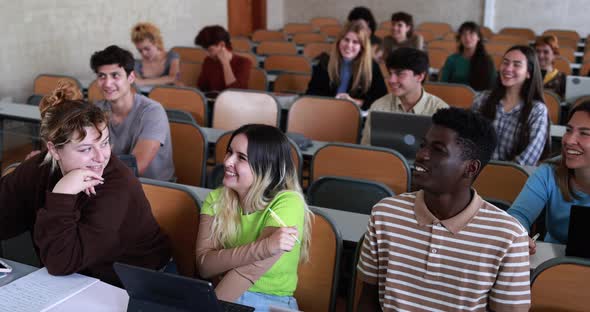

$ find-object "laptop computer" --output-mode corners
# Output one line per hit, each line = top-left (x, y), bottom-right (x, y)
(565, 75), (590, 103)
(566, 205), (590, 259)
(113, 262), (254, 312)
(370, 111), (432, 161)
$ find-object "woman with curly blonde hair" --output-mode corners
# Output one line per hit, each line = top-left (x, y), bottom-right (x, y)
(196, 124), (313, 311)
(131, 22), (180, 86)
(0, 81), (170, 286)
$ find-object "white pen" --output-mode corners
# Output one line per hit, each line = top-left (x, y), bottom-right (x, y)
(532, 233), (540, 242)
(268, 208), (301, 244)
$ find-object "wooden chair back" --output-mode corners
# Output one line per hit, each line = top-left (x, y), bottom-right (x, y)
(473, 161), (529, 204)
(149, 86), (208, 126)
(424, 82), (476, 109)
(213, 89), (280, 130)
(287, 96), (361, 143)
(169, 120), (207, 187)
(311, 143), (411, 194)
(141, 180), (200, 277)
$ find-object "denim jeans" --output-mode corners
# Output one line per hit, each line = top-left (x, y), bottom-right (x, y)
(236, 291), (299, 312)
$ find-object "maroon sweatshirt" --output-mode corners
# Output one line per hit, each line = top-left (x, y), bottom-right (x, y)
(0, 152), (170, 285)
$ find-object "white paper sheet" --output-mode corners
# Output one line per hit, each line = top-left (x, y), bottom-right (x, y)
(0, 268), (98, 312)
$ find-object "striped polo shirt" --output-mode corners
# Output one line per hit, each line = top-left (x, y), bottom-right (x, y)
(357, 190), (531, 311)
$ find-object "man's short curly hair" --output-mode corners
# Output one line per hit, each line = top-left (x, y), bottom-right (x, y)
(432, 107), (497, 168)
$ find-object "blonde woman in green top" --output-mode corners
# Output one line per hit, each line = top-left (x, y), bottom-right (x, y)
(196, 124), (313, 311)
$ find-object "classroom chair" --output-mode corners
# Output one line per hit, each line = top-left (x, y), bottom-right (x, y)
(441, 31), (457, 41)
(166, 109), (196, 124)
(489, 34), (529, 46)
(256, 41), (298, 55)
(486, 42), (512, 55)
(287, 96), (361, 144)
(303, 42), (332, 59)
(251, 30), (287, 42)
(531, 257), (590, 312)
(558, 47), (576, 63)
(149, 86), (208, 126)
(178, 61), (202, 87)
(169, 119), (207, 187)
(473, 160), (529, 204)
(416, 29), (437, 42)
(553, 56), (572, 75)
(580, 62), (590, 77)
(310, 17), (340, 28)
(311, 143), (411, 195)
(248, 67), (268, 91)
(480, 26), (494, 40)
(292, 32), (328, 45)
(140, 179), (200, 277)
(378, 62), (391, 93)
(427, 48), (451, 70)
(212, 89), (280, 130)
(543, 90), (562, 124)
(283, 23), (316, 35)
(230, 36), (252, 53)
(499, 27), (536, 41)
(273, 72), (311, 94)
(319, 24), (343, 38)
(308, 176), (394, 215)
(417, 22), (453, 37)
(264, 55), (312, 74)
(33, 74), (82, 96)
(294, 208), (342, 312)
(542, 29), (581, 43)
(171, 46), (208, 63)
(374, 29), (389, 40)
(491, 53), (503, 69)
(424, 82), (476, 109)
(378, 20), (391, 30)
(428, 40), (456, 53)
(558, 37), (578, 49)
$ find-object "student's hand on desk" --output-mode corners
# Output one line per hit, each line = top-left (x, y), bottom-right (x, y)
(267, 226), (299, 255)
(52, 169), (104, 196)
(528, 237), (537, 255)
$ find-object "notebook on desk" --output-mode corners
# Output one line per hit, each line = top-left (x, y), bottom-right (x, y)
(566, 205), (590, 259)
(113, 262), (254, 312)
(370, 111), (432, 161)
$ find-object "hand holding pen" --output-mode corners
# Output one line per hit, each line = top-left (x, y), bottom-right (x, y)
(267, 208), (300, 255)
(529, 233), (540, 255)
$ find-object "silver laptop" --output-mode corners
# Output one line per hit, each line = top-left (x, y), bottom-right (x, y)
(565, 75), (590, 103)
(370, 111), (432, 160)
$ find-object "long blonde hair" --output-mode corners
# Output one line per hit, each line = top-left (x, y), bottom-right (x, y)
(328, 21), (373, 94)
(209, 124), (313, 262)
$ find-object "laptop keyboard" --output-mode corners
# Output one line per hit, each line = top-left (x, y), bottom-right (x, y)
(220, 300), (255, 312)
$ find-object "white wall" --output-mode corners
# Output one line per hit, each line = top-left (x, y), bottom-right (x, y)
(494, 0), (590, 35)
(281, 0), (589, 37)
(283, 0), (484, 30)
(0, 0), (227, 102)
(267, 0), (285, 30)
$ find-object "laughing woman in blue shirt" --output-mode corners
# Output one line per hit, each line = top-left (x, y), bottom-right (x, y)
(508, 101), (590, 253)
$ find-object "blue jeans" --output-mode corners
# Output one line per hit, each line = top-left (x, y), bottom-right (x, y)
(236, 291), (298, 312)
